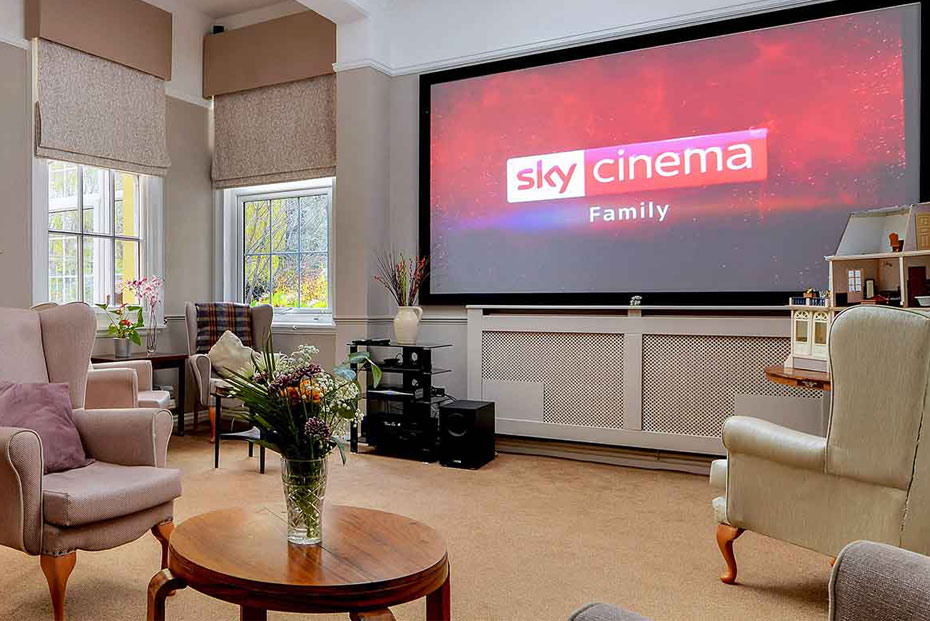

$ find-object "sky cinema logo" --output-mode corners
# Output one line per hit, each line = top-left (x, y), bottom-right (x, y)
(505, 129), (768, 203)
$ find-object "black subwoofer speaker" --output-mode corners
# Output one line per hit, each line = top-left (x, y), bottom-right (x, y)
(439, 400), (495, 469)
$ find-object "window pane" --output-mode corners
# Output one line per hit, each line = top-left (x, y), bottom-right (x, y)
(795, 319), (808, 343)
(271, 254), (299, 307)
(115, 239), (139, 304)
(299, 195), (328, 252)
(300, 253), (329, 309)
(115, 172), (139, 237)
(48, 233), (79, 303)
(271, 198), (299, 253)
(82, 167), (111, 234)
(244, 200), (270, 254)
(244, 255), (271, 305)
(814, 321), (827, 346)
(48, 161), (79, 232)
(83, 237), (113, 304)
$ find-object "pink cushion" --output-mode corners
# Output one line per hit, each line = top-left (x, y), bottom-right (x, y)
(0, 381), (93, 473)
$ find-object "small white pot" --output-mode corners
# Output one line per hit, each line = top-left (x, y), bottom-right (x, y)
(393, 306), (423, 344)
(114, 337), (132, 358)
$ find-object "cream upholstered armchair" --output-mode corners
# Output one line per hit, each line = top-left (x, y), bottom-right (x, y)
(184, 302), (272, 439)
(711, 305), (930, 584)
(0, 303), (181, 620)
(86, 360), (171, 410)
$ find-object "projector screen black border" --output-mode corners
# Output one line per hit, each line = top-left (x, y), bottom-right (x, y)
(418, 0), (929, 307)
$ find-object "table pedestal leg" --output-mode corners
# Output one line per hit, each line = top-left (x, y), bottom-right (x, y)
(426, 573), (451, 621)
(147, 569), (186, 621)
(239, 606), (267, 620)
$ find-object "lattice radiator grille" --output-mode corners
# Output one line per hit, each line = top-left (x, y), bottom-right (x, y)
(642, 334), (820, 437)
(481, 331), (624, 428)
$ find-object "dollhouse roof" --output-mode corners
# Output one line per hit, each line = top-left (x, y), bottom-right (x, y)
(832, 204), (930, 257)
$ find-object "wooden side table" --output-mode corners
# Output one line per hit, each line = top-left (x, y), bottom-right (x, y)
(147, 505), (451, 621)
(763, 365), (831, 391)
(91, 352), (188, 435)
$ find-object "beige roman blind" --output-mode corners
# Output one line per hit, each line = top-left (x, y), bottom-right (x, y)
(35, 40), (171, 176)
(212, 74), (336, 189)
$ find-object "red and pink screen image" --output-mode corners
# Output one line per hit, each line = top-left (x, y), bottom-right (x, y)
(428, 4), (921, 295)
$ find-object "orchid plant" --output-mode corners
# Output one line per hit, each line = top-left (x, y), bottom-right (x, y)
(125, 276), (164, 351)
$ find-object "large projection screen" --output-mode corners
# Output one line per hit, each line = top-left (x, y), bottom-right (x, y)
(420, 1), (926, 305)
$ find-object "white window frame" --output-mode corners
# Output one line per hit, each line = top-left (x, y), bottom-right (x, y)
(219, 178), (335, 327)
(32, 158), (165, 327)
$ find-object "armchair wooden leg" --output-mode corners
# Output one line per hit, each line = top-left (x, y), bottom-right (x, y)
(151, 521), (175, 569)
(716, 524), (744, 585)
(208, 406), (217, 443)
(41, 552), (76, 621)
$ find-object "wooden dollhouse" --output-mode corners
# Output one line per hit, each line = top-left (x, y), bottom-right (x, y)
(787, 204), (930, 372)
(827, 204), (930, 309)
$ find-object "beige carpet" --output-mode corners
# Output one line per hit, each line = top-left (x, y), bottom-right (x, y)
(0, 433), (831, 620)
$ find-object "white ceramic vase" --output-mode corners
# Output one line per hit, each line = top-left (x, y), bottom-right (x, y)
(393, 306), (423, 344)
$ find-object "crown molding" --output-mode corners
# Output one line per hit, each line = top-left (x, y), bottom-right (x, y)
(331, 57), (393, 76)
(333, 0), (823, 77)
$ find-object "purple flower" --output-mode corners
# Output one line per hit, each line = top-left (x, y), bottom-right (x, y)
(304, 417), (331, 440)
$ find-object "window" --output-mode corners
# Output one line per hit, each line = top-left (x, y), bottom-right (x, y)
(847, 269), (862, 293)
(237, 184), (332, 317)
(46, 160), (143, 305)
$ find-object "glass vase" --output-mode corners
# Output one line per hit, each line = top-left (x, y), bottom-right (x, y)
(146, 308), (158, 354)
(280, 457), (328, 545)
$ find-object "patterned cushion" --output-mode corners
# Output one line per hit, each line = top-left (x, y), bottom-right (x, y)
(195, 302), (252, 353)
(43, 461), (181, 526)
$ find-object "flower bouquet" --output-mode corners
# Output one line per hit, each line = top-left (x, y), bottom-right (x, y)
(222, 340), (381, 544)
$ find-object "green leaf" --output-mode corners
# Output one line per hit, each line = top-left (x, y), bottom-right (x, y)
(128, 331), (142, 346)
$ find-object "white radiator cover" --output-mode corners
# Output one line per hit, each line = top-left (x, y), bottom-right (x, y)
(467, 307), (823, 456)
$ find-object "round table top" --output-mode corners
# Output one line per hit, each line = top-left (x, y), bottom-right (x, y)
(763, 365), (831, 391)
(167, 505), (449, 613)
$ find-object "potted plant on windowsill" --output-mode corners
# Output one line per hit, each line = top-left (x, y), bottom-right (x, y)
(96, 302), (143, 357)
(374, 250), (429, 345)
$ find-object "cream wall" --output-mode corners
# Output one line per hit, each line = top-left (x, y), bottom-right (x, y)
(164, 97), (213, 317)
(0, 42), (31, 308)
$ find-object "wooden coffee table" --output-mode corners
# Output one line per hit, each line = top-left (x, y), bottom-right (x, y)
(147, 505), (451, 621)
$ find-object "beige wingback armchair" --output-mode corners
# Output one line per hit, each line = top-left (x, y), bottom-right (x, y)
(184, 302), (272, 439)
(0, 303), (181, 620)
(86, 359), (172, 410)
(711, 305), (930, 584)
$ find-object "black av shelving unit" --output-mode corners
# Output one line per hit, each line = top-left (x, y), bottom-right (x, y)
(348, 341), (452, 461)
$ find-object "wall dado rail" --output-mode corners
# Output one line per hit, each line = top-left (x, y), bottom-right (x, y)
(465, 305), (824, 457)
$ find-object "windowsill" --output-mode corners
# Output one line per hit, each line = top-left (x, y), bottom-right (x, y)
(271, 314), (335, 335)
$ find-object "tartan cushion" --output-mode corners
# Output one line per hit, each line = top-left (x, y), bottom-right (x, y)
(194, 303), (253, 353)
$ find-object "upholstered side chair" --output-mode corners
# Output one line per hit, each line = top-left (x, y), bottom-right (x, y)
(184, 302), (272, 440)
(0, 303), (181, 620)
(711, 305), (930, 584)
(86, 359), (172, 410)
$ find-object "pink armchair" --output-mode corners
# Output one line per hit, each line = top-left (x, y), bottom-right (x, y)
(0, 303), (181, 621)
(86, 359), (172, 410)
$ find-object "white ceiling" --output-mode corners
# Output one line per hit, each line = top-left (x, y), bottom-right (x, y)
(184, 0), (296, 19)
